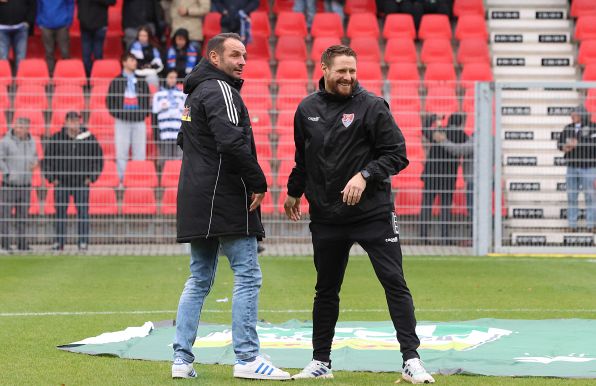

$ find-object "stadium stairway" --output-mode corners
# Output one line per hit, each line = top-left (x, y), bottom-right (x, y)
(487, 0), (593, 246)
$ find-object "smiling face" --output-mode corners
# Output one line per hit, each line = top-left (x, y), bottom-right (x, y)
(209, 38), (247, 79)
(322, 55), (357, 97)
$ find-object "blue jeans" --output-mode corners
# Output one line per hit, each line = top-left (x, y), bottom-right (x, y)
(55, 186), (90, 247)
(293, 0), (316, 27)
(0, 25), (29, 68)
(173, 236), (262, 363)
(81, 27), (107, 76)
(566, 167), (596, 229)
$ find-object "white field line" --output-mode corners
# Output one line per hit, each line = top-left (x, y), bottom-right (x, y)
(2, 308), (596, 317)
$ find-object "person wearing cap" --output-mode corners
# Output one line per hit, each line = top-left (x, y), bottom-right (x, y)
(557, 105), (596, 233)
(0, 117), (38, 252)
(42, 111), (104, 251)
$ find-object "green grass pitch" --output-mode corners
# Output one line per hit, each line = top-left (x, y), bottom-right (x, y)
(1, 253), (595, 385)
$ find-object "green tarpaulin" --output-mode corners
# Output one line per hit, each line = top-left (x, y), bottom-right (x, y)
(58, 319), (596, 378)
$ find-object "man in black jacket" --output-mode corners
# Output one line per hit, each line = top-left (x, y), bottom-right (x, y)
(106, 52), (151, 182)
(284, 45), (434, 384)
(43, 111), (104, 251)
(77, 0), (116, 76)
(171, 33), (289, 381)
(0, 0), (36, 70)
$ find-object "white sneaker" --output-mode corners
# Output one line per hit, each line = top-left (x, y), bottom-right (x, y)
(233, 355), (291, 380)
(172, 358), (197, 378)
(402, 358), (435, 384)
(292, 360), (334, 379)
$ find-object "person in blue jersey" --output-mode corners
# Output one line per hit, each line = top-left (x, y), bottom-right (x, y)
(166, 28), (199, 79)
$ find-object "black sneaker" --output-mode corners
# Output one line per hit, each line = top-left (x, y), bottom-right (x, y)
(17, 245), (32, 251)
(51, 243), (64, 251)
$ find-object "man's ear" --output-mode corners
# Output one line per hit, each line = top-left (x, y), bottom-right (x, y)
(209, 50), (219, 66)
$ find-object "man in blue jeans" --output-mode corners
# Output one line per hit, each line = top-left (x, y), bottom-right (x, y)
(76, 0), (116, 76)
(0, 0), (36, 70)
(172, 33), (290, 380)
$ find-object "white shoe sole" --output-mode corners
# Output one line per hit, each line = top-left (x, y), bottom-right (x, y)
(402, 374), (435, 384)
(292, 373), (334, 379)
(234, 371), (291, 381)
(172, 368), (197, 378)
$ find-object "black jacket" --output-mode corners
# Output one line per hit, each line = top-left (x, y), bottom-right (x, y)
(287, 79), (409, 224)
(122, 0), (163, 32)
(212, 0), (259, 33)
(557, 121), (596, 169)
(176, 58), (267, 242)
(42, 128), (104, 187)
(0, 0), (36, 27)
(106, 73), (151, 122)
(77, 0), (116, 31)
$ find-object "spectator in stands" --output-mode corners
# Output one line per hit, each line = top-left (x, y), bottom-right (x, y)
(106, 52), (151, 183)
(557, 105), (596, 233)
(0, 0), (36, 71)
(129, 25), (164, 88)
(122, 0), (165, 49)
(37, 0), (74, 75)
(43, 111), (104, 251)
(167, 0), (211, 53)
(0, 117), (38, 252)
(166, 28), (199, 79)
(420, 112), (467, 244)
(293, 0), (316, 28)
(378, 0), (452, 31)
(172, 33), (289, 381)
(152, 69), (185, 170)
(77, 0), (116, 77)
(323, 0), (345, 24)
(211, 0), (259, 42)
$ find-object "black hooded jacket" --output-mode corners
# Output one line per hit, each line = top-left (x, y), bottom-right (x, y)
(176, 58), (267, 242)
(77, 0), (116, 31)
(287, 78), (409, 224)
(557, 113), (596, 169)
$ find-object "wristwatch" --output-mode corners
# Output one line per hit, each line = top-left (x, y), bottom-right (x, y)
(360, 169), (371, 181)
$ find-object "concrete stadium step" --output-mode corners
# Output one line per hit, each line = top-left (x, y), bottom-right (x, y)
(501, 103), (576, 115)
(501, 89), (581, 103)
(503, 152), (566, 167)
(488, 19), (572, 31)
(505, 178), (565, 192)
(506, 191), (569, 202)
(502, 140), (559, 150)
(491, 43), (573, 54)
(511, 232), (594, 246)
(486, 0), (568, 7)
(491, 32), (571, 44)
(502, 129), (559, 141)
(493, 54), (575, 67)
(487, 8), (568, 20)
(507, 218), (570, 228)
(493, 66), (578, 78)
(501, 115), (571, 126)
(503, 165), (565, 176)
(508, 205), (564, 218)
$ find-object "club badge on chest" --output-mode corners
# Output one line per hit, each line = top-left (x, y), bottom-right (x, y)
(342, 113), (354, 128)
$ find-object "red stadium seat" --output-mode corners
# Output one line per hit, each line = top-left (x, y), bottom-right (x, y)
(275, 12), (308, 37)
(311, 13), (344, 38)
(393, 113), (422, 133)
(273, 0), (294, 13)
(122, 187), (157, 215)
(455, 14), (488, 41)
(0, 110), (6, 134)
(88, 109), (115, 139)
(457, 38), (490, 65)
(250, 110), (272, 136)
(425, 85), (458, 115)
(460, 62), (493, 84)
(14, 84), (48, 110)
(275, 36), (307, 61)
(106, 3), (123, 37)
(387, 62), (420, 83)
(243, 84), (273, 111)
(575, 15), (596, 41)
(394, 180), (423, 215)
(259, 190), (275, 214)
(123, 160), (158, 188)
(16, 59), (49, 86)
(418, 14), (452, 40)
(583, 64), (596, 80)
(50, 85), (86, 131)
(424, 63), (457, 87)
(251, 11), (271, 37)
(0, 85), (8, 111)
(90, 59), (121, 87)
(349, 37), (382, 62)
(92, 160), (119, 188)
(202, 12), (222, 41)
(246, 35), (271, 61)
(383, 13), (416, 40)
(453, 0), (485, 17)
(161, 159), (181, 188)
(344, 0), (376, 14)
(571, 0), (596, 18)
(390, 85), (420, 113)
(28, 189), (41, 215)
(357, 61), (383, 95)
(346, 12), (380, 38)
(275, 110), (295, 135)
(275, 133), (295, 162)
(311, 37), (342, 62)
(258, 158), (273, 187)
(89, 188), (119, 215)
(384, 38), (417, 64)
(160, 187), (177, 215)
(53, 59), (86, 87)
(421, 38), (454, 64)
(276, 60), (308, 83)
(277, 83), (308, 111)
(0, 60), (11, 86)
(254, 133), (273, 161)
(242, 59), (273, 86)
(275, 159), (295, 186)
(578, 40), (596, 65)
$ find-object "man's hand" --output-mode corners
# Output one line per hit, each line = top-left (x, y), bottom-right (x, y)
(84, 178), (91, 186)
(432, 130), (447, 142)
(563, 137), (578, 153)
(249, 192), (265, 212)
(341, 172), (367, 206)
(178, 6), (188, 16)
(283, 195), (301, 221)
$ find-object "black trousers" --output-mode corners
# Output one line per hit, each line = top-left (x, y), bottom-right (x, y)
(420, 178), (455, 241)
(0, 184), (31, 249)
(309, 212), (420, 363)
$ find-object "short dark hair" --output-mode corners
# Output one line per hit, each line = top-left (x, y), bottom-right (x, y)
(120, 52), (136, 64)
(321, 45), (357, 68)
(206, 33), (243, 59)
(15, 117), (30, 127)
(65, 111), (81, 121)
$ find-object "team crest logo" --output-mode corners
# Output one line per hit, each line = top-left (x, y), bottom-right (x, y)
(342, 113), (354, 128)
(181, 106), (191, 122)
